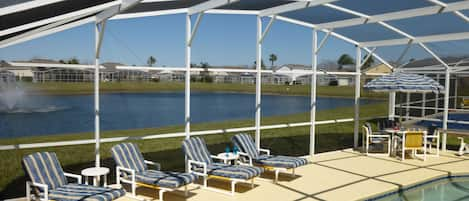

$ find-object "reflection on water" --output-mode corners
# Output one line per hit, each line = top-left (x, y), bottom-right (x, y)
(0, 92), (379, 138)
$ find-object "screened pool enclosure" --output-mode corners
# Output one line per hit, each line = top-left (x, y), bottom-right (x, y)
(1, 0), (469, 170)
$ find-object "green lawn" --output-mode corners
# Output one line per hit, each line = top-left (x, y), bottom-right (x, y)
(20, 81), (386, 98)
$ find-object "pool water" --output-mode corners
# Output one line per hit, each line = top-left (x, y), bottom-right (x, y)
(417, 113), (469, 131)
(377, 177), (469, 201)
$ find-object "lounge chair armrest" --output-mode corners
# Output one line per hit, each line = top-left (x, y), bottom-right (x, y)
(27, 181), (49, 201)
(237, 152), (253, 166)
(64, 172), (82, 184)
(259, 148), (270, 155)
(116, 166), (136, 182)
(144, 160), (161, 170)
(187, 160), (207, 176)
(210, 155), (225, 161)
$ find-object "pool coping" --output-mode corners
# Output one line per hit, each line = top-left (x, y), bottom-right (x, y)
(364, 173), (469, 201)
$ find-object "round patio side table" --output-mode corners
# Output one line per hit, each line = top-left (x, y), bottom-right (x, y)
(81, 167), (110, 187)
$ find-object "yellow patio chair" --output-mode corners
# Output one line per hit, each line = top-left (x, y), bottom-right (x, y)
(400, 131), (427, 161)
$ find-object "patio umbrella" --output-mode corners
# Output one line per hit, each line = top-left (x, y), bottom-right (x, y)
(364, 72), (444, 122)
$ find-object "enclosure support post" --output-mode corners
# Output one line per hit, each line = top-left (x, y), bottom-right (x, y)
(454, 76), (458, 109)
(406, 92), (410, 120)
(255, 16), (262, 150)
(184, 14), (192, 171)
(353, 46), (361, 149)
(185, 14), (191, 141)
(94, 20), (106, 168)
(389, 92), (395, 120)
(435, 74), (440, 114)
(422, 92), (426, 117)
(310, 29), (318, 157)
(442, 68), (450, 151)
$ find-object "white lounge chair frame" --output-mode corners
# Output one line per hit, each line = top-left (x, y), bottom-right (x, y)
(116, 160), (188, 201)
(26, 173), (82, 201)
(187, 156), (255, 196)
(236, 149), (296, 183)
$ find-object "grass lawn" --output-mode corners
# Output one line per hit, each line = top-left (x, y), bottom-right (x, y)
(20, 81), (386, 98)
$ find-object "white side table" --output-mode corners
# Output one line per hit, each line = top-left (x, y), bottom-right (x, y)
(216, 152), (239, 164)
(81, 167), (110, 187)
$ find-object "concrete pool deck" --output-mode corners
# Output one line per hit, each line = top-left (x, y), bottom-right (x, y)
(11, 149), (469, 201)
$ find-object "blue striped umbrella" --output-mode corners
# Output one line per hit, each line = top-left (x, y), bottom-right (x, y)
(364, 72), (444, 93)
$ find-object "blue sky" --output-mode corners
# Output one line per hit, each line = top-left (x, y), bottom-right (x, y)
(1, 13), (469, 67)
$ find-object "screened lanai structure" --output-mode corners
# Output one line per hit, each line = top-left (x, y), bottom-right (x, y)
(2, 0), (469, 171)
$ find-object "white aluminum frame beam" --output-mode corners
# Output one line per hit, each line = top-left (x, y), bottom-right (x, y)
(361, 32), (469, 47)
(259, 0), (339, 17)
(426, 0), (469, 22)
(259, 16), (276, 44)
(274, 15), (394, 69)
(317, 1), (469, 29)
(0, 0), (67, 16)
(187, 0), (239, 15)
(187, 12), (205, 46)
(0, 1), (120, 37)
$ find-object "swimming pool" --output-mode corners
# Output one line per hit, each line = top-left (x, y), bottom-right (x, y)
(417, 112), (469, 131)
(372, 176), (469, 201)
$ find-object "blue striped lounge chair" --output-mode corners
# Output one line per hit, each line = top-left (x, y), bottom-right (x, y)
(232, 133), (308, 182)
(181, 137), (263, 196)
(111, 143), (196, 201)
(22, 152), (125, 201)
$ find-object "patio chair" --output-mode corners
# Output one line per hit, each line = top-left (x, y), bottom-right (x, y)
(424, 125), (440, 157)
(377, 119), (397, 131)
(181, 137), (263, 196)
(399, 131), (427, 161)
(363, 123), (391, 156)
(111, 143), (196, 201)
(231, 133), (308, 182)
(22, 152), (125, 201)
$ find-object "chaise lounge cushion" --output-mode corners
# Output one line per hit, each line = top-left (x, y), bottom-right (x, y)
(193, 163), (263, 180)
(232, 133), (308, 169)
(23, 152), (68, 190)
(133, 170), (197, 188)
(254, 155), (308, 169)
(41, 183), (125, 201)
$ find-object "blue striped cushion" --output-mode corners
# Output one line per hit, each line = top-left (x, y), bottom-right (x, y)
(194, 163), (263, 180)
(133, 170), (197, 188)
(41, 183), (125, 201)
(23, 152), (68, 190)
(182, 137), (213, 164)
(255, 155), (308, 169)
(111, 143), (148, 172)
(232, 134), (259, 159)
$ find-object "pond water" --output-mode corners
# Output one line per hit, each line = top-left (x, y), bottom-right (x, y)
(0, 92), (378, 138)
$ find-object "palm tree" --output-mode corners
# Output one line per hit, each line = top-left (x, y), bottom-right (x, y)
(269, 54), (278, 67)
(147, 56), (156, 67)
(337, 54), (354, 70)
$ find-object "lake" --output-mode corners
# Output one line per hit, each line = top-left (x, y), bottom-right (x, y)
(0, 92), (379, 138)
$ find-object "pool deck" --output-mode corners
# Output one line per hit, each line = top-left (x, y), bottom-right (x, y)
(11, 149), (469, 201)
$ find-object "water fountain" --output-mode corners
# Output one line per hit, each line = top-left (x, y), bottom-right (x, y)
(0, 71), (24, 111)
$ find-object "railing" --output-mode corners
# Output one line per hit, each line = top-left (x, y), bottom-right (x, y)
(0, 117), (369, 151)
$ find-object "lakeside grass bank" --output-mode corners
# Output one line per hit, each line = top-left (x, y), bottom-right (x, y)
(20, 82), (386, 99)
